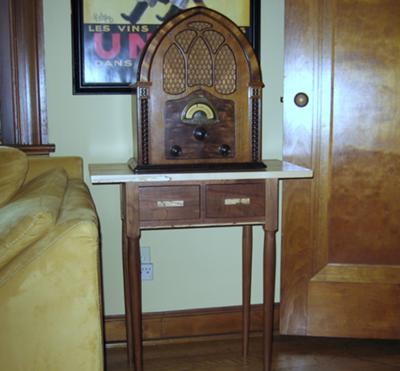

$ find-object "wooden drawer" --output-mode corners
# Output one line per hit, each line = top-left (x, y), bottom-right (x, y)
(139, 185), (200, 221)
(205, 182), (265, 219)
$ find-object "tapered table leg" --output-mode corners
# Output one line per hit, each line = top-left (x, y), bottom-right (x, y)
(124, 183), (143, 370)
(122, 227), (134, 364)
(263, 179), (278, 371)
(121, 184), (135, 365)
(242, 225), (253, 360)
(263, 230), (276, 371)
(127, 236), (143, 371)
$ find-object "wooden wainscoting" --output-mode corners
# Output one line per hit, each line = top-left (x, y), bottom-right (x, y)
(105, 304), (279, 344)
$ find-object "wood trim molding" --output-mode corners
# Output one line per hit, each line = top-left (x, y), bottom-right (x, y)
(0, 0), (54, 154)
(9, 144), (56, 155)
(105, 304), (280, 344)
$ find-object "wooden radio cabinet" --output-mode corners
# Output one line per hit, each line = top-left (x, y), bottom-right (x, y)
(131, 7), (264, 173)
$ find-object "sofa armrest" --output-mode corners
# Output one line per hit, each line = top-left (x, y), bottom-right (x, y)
(26, 156), (83, 182)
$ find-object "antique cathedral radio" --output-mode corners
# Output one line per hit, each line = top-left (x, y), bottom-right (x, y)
(131, 7), (264, 173)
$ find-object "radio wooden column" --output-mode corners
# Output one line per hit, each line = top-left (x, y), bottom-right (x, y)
(89, 160), (312, 371)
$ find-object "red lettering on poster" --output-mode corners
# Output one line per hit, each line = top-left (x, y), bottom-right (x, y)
(94, 33), (121, 59)
(129, 33), (152, 58)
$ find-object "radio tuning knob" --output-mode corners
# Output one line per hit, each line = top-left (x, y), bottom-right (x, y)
(170, 145), (182, 157)
(219, 144), (231, 156)
(193, 127), (207, 141)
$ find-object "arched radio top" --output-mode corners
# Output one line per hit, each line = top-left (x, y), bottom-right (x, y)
(132, 7), (265, 173)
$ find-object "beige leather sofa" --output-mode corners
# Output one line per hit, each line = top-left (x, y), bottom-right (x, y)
(0, 146), (104, 371)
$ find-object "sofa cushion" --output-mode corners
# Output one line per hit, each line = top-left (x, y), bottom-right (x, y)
(57, 179), (98, 225)
(0, 147), (28, 207)
(0, 168), (67, 269)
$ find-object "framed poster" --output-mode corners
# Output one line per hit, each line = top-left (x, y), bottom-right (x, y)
(71, 0), (261, 94)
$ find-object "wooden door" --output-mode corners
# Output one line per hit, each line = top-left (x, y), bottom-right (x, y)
(281, 0), (400, 338)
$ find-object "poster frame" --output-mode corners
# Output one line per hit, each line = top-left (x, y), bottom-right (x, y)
(71, 0), (261, 94)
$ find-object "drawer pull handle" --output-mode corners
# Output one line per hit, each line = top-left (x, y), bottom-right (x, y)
(224, 198), (250, 206)
(157, 200), (185, 208)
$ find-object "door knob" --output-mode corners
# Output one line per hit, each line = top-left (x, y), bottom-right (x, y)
(294, 92), (309, 107)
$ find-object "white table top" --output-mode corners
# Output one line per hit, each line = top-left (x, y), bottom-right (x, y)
(89, 159), (313, 184)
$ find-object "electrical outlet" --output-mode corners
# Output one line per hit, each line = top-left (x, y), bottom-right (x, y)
(141, 263), (153, 281)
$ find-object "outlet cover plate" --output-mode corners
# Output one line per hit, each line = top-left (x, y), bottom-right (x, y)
(141, 262), (153, 280)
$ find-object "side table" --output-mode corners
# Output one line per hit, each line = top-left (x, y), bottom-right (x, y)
(89, 159), (312, 371)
